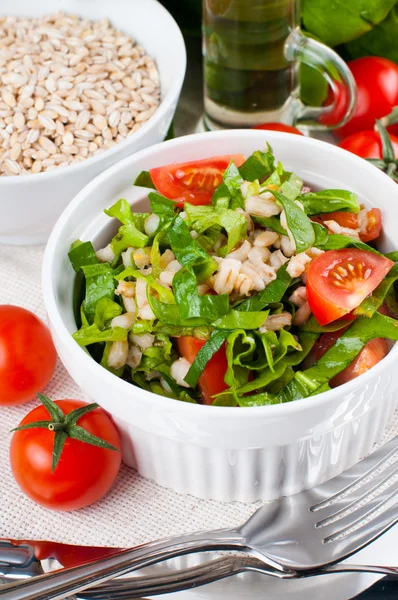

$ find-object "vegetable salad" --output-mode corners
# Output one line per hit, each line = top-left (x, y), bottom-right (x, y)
(69, 145), (398, 407)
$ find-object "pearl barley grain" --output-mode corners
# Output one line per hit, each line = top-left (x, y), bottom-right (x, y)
(0, 12), (160, 176)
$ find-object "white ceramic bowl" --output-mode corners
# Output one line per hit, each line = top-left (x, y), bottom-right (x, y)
(43, 130), (398, 502)
(0, 0), (186, 245)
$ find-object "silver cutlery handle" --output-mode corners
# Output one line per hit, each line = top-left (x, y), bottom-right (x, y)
(0, 530), (244, 600)
(323, 563), (398, 577)
(61, 559), (398, 600)
(80, 560), (398, 599)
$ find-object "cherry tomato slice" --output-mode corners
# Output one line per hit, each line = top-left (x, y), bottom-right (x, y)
(306, 249), (394, 326)
(312, 208), (382, 243)
(149, 154), (246, 206)
(314, 331), (388, 388)
(312, 211), (358, 230)
(359, 208), (382, 243)
(177, 336), (229, 405)
(252, 123), (304, 135)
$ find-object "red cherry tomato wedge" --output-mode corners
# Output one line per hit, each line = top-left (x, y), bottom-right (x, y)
(177, 337), (229, 405)
(314, 331), (388, 388)
(306, 249), (394, 326)
(358, 208), (383, 243)
(0, 305), (57, 405)
(312, 211), (358, 230)
(149, 154), (246, 206)
(338, 130), (398, 160)
(312, 208), (382, 243)
(10, 399), (121, 511)
(252, 123), (304, 135)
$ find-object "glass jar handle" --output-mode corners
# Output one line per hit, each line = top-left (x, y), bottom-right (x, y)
(284, 28), (357, 130)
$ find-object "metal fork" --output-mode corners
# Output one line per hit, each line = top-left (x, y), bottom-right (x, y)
(77, 556), (398, 600)
(1, 434), (397, 600)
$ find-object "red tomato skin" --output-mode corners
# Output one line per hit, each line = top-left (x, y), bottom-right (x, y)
(313, 331), (388, 388)
(177, 337), (229, 405)
(326, 57), (398, 139)
(150, 154), (246, 206)
(0, 306), (57, 406)
(312, 211), (358, 230)
(312, 208), (383, 243)
(338, 130), (398, 159)
(10, 400), (122, 511)
(331, 338), (388, 387)
(359, 208), (382, 243)
(306, 250), (394, 326)
(253, 123), (304, 135)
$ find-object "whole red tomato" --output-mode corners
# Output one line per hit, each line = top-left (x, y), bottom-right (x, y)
(326, 57), (398, 139)
(0, 306), (57, 405)
(253, 123), (304, 135)
(10, 398), (122, 511)
(338, 130), (398, 159)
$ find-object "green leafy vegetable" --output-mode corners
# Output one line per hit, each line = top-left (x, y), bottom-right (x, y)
(105, 199), (148, 254)
(300, 190), (360, 216)
(302, 0), (396, 47)
(94, 298), (123, 330)
(319, 234), (381, 254)
(344, 5), (398, 64)
(134, 170), (156, 189)
(116, 267), (175, 304)
(68, 241), (98, 272)
(238, 145), (275, 181)
(81, 263), (116, 323)
(237, 264), (293, 312)
(354, 262), (398, 317)
(73, 324), (127, 346)
(312, 222), (329, 246)
(223, 160), (244, 195)
(173, 267), (229, 320)
(167, 216), (218, 283)
(214, 309), (268, 330)
(267, 189), (315, 253)
(252, 215), (287, 236)
(148, 192), (177, 230)
(279, 173), (304, 201)
(184, 203), (247, 255)
(224, 329), (257, 391)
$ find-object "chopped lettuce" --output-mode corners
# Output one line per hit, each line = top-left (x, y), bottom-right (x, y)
(184, 203), (247, 255)
(81, 263), (116, 324)
(300, 190), (360, 216)
(68, 240), (98, 272)
(238, 144), (275, 182)
(268, 190), (316, 253)
(173, 267), (229, 320)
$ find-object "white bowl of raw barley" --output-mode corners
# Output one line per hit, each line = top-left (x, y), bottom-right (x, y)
(0, 0), (186, 244)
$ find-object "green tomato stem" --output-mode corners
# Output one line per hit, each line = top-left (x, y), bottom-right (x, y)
(48, 422), (68, 432)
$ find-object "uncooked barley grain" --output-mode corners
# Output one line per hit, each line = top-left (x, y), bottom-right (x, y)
(0, 12), (160, 176)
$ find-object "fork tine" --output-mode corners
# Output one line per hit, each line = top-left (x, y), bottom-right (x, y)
(323, 485), (398, 543)
(315, 462), (398, 528)
(321, 498), (398, 562)
(310, 437), (398, 515)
